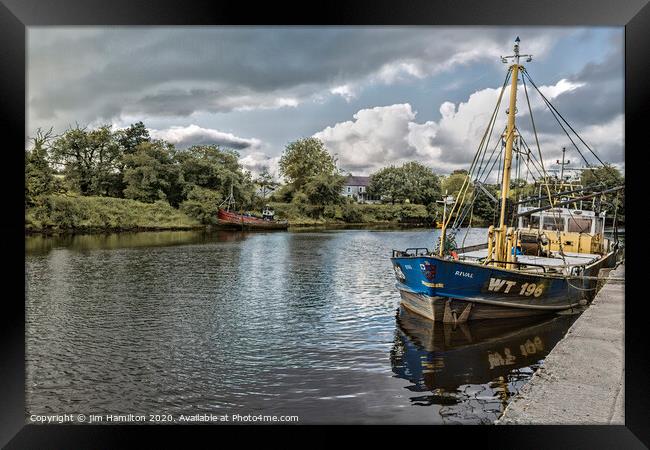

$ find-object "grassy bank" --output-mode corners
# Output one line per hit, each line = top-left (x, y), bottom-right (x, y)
(269, 202), (431, 226)
(25, 195), (436, 234)
(26, 194), (201, 233)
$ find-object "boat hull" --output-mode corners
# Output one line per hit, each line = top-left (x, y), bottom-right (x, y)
(217, 209), (289, 230)
(391, 250), (617, 321)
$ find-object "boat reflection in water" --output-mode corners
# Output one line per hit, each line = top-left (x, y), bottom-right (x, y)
(390, 306), (578, 423)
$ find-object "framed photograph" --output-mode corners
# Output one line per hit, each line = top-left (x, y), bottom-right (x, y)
(3, 0), (648, 447)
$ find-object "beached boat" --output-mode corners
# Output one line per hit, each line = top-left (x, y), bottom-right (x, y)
(217, 207), (289, 230)
(390, 37), (623, 322)
(216, 186), (288, 230)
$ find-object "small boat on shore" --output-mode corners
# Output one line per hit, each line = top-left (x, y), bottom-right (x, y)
(217, 207), (289, 230)
(390, 37), (623, 323)
(216, 186), (288, 230)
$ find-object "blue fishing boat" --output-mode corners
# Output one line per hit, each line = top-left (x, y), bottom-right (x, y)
(391, 38), (623, 322)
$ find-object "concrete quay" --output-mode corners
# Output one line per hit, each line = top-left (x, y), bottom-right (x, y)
(497, 263), (625, 425)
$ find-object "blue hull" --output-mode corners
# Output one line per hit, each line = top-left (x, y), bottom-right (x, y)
(390, 251), (616, 321)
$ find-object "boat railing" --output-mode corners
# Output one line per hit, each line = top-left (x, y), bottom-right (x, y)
(392, 248), (430, 258)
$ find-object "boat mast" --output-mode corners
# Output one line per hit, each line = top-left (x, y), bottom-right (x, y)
(495, 37), (532, 265)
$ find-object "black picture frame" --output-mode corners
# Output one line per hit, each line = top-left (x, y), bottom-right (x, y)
(2, 0), (648, 447)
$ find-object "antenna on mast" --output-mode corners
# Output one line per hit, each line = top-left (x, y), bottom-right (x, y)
(501, 36), (533, 65)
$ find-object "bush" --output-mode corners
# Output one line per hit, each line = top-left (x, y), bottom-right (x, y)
(323, 204), (338, 219)
(341, 204), (364, 223)
(179, 186), (223, 225)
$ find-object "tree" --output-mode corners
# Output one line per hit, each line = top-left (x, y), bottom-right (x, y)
(581, 164), (625, 220)
(180, 186), (223, 224)
(472, 183), (500, 225)
(116, 121), (150, 155)
(581, 164), (624, 190)
(509, 177), (536, 200)
(442, 170), (470, 198)
(175, 145), (255, 208)
(270, 183), (296, 203)
(25, 128), (55, 206)
(369, 162), (441, 205)
(279, 138), (337, 191)
(88, 126), (123, 196)
(122, 140), (183, 205)
(400, 162), (442, 205)
(303, 172), (346, 206)
(255, 167), (279, 199)
(109, 121), (153, 197)
(368, 166), (407, 204)
(50, 125), (122, 196)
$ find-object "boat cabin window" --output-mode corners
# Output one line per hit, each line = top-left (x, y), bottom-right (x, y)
(541, 214), (563, 231)
(530, 215), (540, 229)
(567, 216), (592, 233)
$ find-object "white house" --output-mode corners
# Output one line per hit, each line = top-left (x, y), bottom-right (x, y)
(341, 175), (381, 203)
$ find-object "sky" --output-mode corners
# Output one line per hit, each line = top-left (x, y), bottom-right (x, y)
(27, 26), (624, 179)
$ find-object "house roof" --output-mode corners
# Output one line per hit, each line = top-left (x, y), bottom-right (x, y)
(345, 175), (370, 187)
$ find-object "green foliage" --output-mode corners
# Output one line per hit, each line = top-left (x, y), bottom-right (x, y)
(303, 172), (346, 206)
(400, 162), (442, 205)
(442, 170), (469, 197)
(26, 123), (262, 232)
(289, 191), (320, 218)
(271, 183), (296, 203)
(273, 137), (343, 217)
(255, 167), (279, 200)
(368, 166), (405, 204)
(368, 162), (440, 205)
(279, 138), (337, 191)
(175, 145), (254, 207)
(123, 140), (184, 205)
(472, 183), (499, 225)
(115, 121), (150, 155)
(25, 129), (56, 206)
(340, 203), (363, 223)
(581, 164), (624, 190)
(323, 204), (338, 220)
(266, 201), (428, 225)
(51, 125), (123, 196)
(26, 194), (199, 232)
(180, 186), (223, 225)
(581, 164), (625, 221)
(369, 162), (441, 204)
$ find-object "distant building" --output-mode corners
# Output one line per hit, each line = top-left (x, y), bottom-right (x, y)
(342, 175), (381, 203)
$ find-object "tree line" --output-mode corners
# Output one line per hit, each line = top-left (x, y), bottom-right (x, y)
(25, 122), (624, 227)
(25, 122), (258, 224)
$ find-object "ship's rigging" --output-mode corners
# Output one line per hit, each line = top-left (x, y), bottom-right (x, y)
(438, 37), (624, 268)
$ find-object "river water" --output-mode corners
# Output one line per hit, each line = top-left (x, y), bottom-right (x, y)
(25, 228), (577, 424)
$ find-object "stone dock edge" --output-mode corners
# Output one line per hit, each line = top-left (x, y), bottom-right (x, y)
(496, 263), (625, 425)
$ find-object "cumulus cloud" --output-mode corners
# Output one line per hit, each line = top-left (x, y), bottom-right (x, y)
(315, 74), (623, 175)
(239, 152), (281, 179)
(148, 124), (281, 178)
(150, 124), (262, 150)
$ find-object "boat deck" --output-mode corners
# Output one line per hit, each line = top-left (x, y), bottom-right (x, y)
(459, 248), (601, 272)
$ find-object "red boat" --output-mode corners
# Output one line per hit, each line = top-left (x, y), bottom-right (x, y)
(217, 208), (289, 230)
